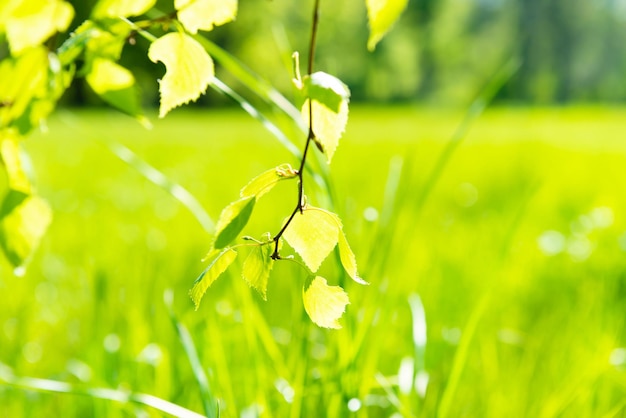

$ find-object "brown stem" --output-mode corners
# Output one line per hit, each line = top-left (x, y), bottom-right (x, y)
(271, 0), (321, 260)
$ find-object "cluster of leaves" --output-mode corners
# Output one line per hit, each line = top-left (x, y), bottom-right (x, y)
(0, 0), (239, 269)
(0, 0), (409, 326)
(190, 160), (367, 328)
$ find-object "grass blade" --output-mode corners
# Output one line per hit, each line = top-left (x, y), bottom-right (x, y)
(192, 35), (304, 128)
(413, 57), (521, 215)
(209, 78), (333, 204)
(437, 293), (490, 418)
(374, 372), (416, 418)
(107, 142), (215, 235)
(408, 293), (427, 372)
(210, 78), (301, 159)
(0, 362), (206, 418)
(164, 290), (218, 418)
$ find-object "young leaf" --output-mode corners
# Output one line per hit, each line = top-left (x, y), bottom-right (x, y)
(3, 0), (74, 54)
(148, 32), (214, 117)
(302, 98), (349, 164)
(242, 240), (275, 300)
(0, 194), (52, 268)
(283, 207), (340, 272)
(0, 135), (31, 194)
(318, 209), (367, 285)
(283, 206), (366, 284)
(213, 196), (256, 249)
(300, 72), (350, 163)
(366, 0), (409, 51)
(175, 0), (237, 34)
(338, 229), (368, 285)
(92, 0), (156, 19)
(82, 20), (132, 63)
(240, 163), (298, 199)
(189, 248), (237, 309)
(0, 46), (48, 130)
(201, 247), (220, 263)
(85, 58), (144, 120)
(302, 72), (350, 113)
(302, 276), (350, 329)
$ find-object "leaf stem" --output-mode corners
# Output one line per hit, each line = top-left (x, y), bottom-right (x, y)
(271, 0), (321, 259)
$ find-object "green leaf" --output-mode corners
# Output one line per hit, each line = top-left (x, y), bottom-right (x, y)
(242, 239), (275, 300)
(213, 196), (256, 249)
(337, 228), (368, 285)
(299, 72), (350, 163)
(189, 248), (237, 309)
(85, 58), (144, 121)
(148, 32), (214, 118)
(56, 20), (94, 66)
(302, 72), (350, 113)
(282, 205), (366, 284)
(302, 276), (350, 329)
(302, 98), (349, 164)
(0, 46), (47, 130)
(320, 209), (367, 285)
(201, 247), (220, 263)
(175, 0), (237, 34)
(283, 206), (340, 272)
(0, 194), (52, 268)
(92, 0), (156, 19)
(240, 163), (298, 199)
(0, 133), (31, 194)
(366, 0), (408, 50)
(3, 0), (74, 54)
(83, 20), (132, 63)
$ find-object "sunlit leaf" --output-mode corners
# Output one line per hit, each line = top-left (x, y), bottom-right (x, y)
(302, 72), (350, 113)
(319, 209), (367, 285)
(3, 0), (74, 54)
(302, 98), (349, 164)
(337, 229), (368, 285)
(92, 0), (156, 18)
(148, 32), (214, 117)
(242, 238), (275, 300)
(86, 58), (143, 120)
(85, 58), (135, 95)
(175, 0), (237, 34)
(213, 196), (256, 249)
(300, 72), (350, 163)
(0, 194), (52, 268)
(189, 248), (237, 309)
(83, 20), (132, 63)
(0, 48), (71, 135)
(366, 0), (408, 50)
(283, 206), (339, 272)
(0, 134), (30, 194)
(302, 276), (350, 329)
(0, 1), (13, 25)
(55, 20), (95, 66)
(240, 163), (298, 199)
(0, 46), (47, 130)
(201, 247), (220, 263)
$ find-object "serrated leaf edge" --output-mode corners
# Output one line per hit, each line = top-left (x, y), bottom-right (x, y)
(241, 243), (275, 300)
(303, 207), (367, 284)
(189, 248), (237, 309)
(302, 276), (350, 329)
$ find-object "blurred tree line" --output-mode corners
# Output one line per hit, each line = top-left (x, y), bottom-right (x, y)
(63, 0), (626, 106)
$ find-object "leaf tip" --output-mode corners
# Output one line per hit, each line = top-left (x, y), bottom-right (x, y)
(188, 285), (201, 310)
(354, 276), (369, 285)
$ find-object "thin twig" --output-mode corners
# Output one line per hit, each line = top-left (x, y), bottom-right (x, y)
(271, 0), (322, 259)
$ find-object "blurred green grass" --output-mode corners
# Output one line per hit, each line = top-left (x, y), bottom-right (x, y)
(1, 106), (626, 417)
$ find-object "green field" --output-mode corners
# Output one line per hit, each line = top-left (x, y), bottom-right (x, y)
(2, 106), (626, 417)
